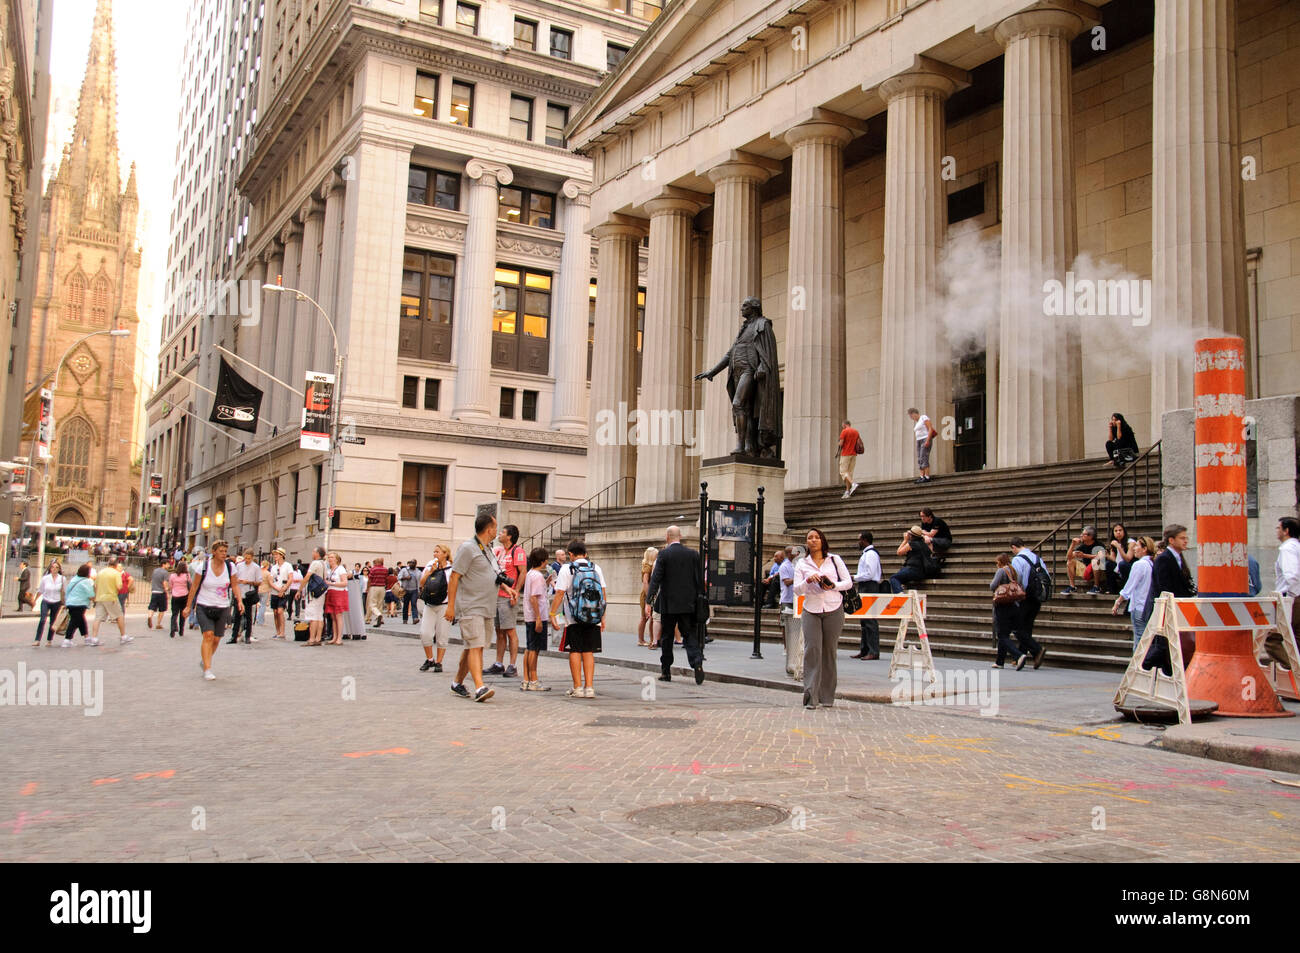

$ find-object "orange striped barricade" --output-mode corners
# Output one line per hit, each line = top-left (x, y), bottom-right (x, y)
(1113, 593), (1299, 724)
(1253, 594), (1300, 702)
(793, 589), (934, 686)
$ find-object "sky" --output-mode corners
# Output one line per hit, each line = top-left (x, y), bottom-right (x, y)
(45, 0), (189, 408)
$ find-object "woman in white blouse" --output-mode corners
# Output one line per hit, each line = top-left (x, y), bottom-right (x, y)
(1112, 535), (1157, 646)
(32, 559), (66, 646)
(793, 528), (853, 710)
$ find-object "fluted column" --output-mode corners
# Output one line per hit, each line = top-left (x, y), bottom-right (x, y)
(702, 152), (780, 462)
(257, 243), (284, 428)
(274, 221), (303, 428)
(451, 159), (513, 420)
(551, 180), (592, 434)
(637, 189), (706, 503)
(991, 4), (1093, 467)
(875, 59), (968, 479)
(781, 111), (860, 489)
(315, 174), (346, 379)
(587, 217), (647, 497)
(293, 199), (325, 397)
(1151, 0), (1248, 435)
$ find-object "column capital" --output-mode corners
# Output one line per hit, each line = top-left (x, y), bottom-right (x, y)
(644, 186), (709, 219)
(465, 159), (514, 187)
(260, 239), (284, 265)
(562, 179), (593, 204)
(773, 107), (864, 150)
(296, 195), (325, 225)
(279, 218), (304, 246)
(864, 54), (971, 102)
(591, 212), (648, 241)
(697, 149), (782, 185)
(316, 171), (345, 202)
(977, 0), (1099, 46)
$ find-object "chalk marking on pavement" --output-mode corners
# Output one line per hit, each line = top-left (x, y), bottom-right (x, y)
(133, 770), (175, 780)
(342, 747), (411, 758)
(651, 760), (741, 775)
(19, 782), (37, 796)
(1050, 725), (1124, 741)
(791, 728), (814, 738)
(450, 741), (465, 746)
(907, 733), (994, 753)
(1199, 833), (1285, 855)
(1271, 810), (1285, 819)
(873, 749), (961, 765)
(1002, 773), (1151, 803)
(91, 777), (122, 786)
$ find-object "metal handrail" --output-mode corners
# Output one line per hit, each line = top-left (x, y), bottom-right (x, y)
(1031, 441), (1162, 580)
(524, 476), (635, 552)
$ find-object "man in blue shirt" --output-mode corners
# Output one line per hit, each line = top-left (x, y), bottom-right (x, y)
(779, 547), (799, 678)
(1009, 537), (1047, 668)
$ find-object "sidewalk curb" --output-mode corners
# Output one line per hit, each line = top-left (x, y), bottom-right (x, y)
(1159, 729), (1300, 776)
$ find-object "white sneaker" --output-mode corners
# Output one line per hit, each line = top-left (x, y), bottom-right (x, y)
(203, 670), (216, 680)
(86, 637), (100, 646)
(841, 490), (849, 499)
(248, 636), (258, 642)
(120, 636), (134, 645)
(60, 639), (72, 648)
(849, 482), (859, 497)
(583, 686), (596, 698)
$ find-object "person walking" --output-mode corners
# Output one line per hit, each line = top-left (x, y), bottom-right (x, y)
(520, 547), (552, 691)
(91, 556), (132, 647)
(908, 407), (938, 483)
(117, 564), (132, 616)
(644, 526), (704, 685)
(989, 553), (1032, 668)
(303, 547), (328, 646)
(1009, 537), (1049, 668)
(553, 539), (608, 696)
(268, 549), (293, 640)
(793, 528), (852, 709)
(325, 553), (350, 645)
(837, 419), (862, 498)
(183, 540), (239, 680)
(1263, 516), (1300, 669)
(16, 560), (31, 612)
(1112, 536), (1156, 648)
(399, 559), (422, 624)
(418, 545), (452, 672)
(637, 546), (659, 647)
(147, 559), (171, 630)
(851, 532), (882, 660)
(232, 549), (262, 644)
(445, 512), (500, 702)
(32, 560), (66, 646)
(168, 558), (190, 638)
(1140, 524), (1196, 675)
(364, 557), (387, 627)
(256, 560), (271, 625)
(62, 564), (95, 647)
(780, 545), (801, 678)
(890, 526), (929, 593)
(488, 524), (526, 678)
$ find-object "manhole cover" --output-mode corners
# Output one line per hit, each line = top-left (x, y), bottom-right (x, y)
(587, 715), (693, 729)
(628, 800), (789, 832)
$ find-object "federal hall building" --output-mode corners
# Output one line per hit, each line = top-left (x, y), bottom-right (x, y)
(572, 0), (1300, 502)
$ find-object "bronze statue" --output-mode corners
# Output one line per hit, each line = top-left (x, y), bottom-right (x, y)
(695, 296), (781, 457)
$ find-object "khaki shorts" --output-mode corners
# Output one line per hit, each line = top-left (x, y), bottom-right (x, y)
(838, 454), (856, 480)
(95, 599), (123, 622)
(459, 613), (490, 649)
(495, 595), (517, 631)
(420, 608), (450, 649)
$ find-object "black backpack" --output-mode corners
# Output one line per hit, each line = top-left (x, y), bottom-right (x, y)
(421, 566), (448, 606)
(1016, 552), (1053, 602)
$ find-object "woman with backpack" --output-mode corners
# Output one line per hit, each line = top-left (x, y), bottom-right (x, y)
(549, 540), (606, 698)
(989, 553), (1027, 668)
(302, 547), (328, 646)
(418, 545), (452, 672)
(793, 528), (853, 710)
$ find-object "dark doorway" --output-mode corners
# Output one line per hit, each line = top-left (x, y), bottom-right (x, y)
(953, 352), (986, 472)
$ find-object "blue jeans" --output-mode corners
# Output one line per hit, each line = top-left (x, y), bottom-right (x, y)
(35, 599), (62, 641)
(890, 567), (925, 593)
(1130, 609), (1148, 648)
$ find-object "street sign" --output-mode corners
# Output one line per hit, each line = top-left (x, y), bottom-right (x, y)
(339, 434), (365, 445)
(301, 370), (335, 451)
(37, 389), (52, 460)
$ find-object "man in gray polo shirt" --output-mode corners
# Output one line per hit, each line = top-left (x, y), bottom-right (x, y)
(445, 511), (501, 702)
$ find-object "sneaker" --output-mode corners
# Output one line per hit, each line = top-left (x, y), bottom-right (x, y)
(473, 685), (494, 702)
(203, 670), (216, 680)
(86, 637), (100, 646)
(432, 662), (443, 673)
(583, 686), (595, 698)
(61, 639), (72, 648)
(1015, 654), (1028, 671)
(849, 482), (859, 497)
(1032, 647), (1047, 669)
(420, 659), (435, 672)
(119, 636), (134, 645)
(504, 664), (518, 678)
(450, 682), (471, 698)
(841, 490), (849, 499)
(1086, 587), (1101, 595)
(913, 477), (925, 484)
(248, 636), (258, 642)
(1059, 586), (1077, 595)
(520, 680), (533, 691)
(532, 682), (551, 692)
(485, 662), (505, 675)
(565, 687), (583, 697)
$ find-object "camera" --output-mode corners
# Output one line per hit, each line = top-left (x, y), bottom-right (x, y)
(494, 571), (510, 586)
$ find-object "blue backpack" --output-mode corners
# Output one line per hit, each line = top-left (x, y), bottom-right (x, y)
(565, 560), (606, 625)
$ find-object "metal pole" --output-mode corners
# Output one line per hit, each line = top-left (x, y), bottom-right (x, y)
(751, 486), (765, 659)
(697, 481), (709, 646)
(323, 352), (344, 555)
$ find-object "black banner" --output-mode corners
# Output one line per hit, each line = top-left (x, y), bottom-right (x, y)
(207, 357), (263, 433)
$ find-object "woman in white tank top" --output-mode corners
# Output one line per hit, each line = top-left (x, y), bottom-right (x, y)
(183, 540), (242, 680)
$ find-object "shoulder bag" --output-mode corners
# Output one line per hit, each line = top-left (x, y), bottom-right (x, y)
(993, 568), (1025, 606)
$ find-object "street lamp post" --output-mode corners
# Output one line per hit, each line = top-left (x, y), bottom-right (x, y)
(36, 327), (131, 577)
(261, 284), (343, 554)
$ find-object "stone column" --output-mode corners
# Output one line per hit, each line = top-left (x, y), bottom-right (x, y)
(293, 198), (325, 398)
(988, 3), (1094, 467)
(274, 221), (303, 428)
(1150, 0), (1248, 435)
(315, 174), (346, 379)
(779, 110), (861, 490)
(637, 188), (706, 503)
(257, 243), (284, 430)
(452, 159), (513, 420)
(873, 58), (969, 479)
(700, 151), (781, 462)
(551, 180), (592, 434)
(587, 216), (647, 497)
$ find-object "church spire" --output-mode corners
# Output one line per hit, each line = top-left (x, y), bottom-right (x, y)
(64, 0), (122, 227)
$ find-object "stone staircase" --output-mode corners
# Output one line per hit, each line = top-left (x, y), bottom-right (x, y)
(551, 454), (1161, 671)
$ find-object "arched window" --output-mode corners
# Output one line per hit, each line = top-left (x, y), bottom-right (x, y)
(90, 275), (112, 326)
(56, 417), (92, 487)
(66, 272), (86, 323)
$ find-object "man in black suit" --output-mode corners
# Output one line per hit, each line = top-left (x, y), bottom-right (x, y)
(1142, 524), (1196, 675)
(645, 525), (705, 684)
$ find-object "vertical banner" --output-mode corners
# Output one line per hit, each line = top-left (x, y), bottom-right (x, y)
(148, 474), (163, 505)
(1193, 336), (1247, 594)
(301, 371), (335, 451)
(37, 388), (53, 460)
(11, 468), (26, 496)
(705, 500), (757, 605)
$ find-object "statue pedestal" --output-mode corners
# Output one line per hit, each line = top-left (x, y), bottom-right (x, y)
(699, 456), (786, 540)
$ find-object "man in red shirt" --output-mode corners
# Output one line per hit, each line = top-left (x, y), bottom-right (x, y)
(836, 419), (862, 498)
(367, 557), (389, 627)
(487, 524), (527, 678)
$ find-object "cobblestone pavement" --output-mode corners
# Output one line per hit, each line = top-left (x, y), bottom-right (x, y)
(2, 616), (1299, 862)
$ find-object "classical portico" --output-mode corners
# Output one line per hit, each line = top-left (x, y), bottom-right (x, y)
(571, 0), (1279, 501)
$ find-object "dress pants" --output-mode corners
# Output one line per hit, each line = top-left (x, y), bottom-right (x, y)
(659, 613), (703, 673)
(782, 605), (801, 677)
(857, 582), (881, 655)
(801, 607), (843, 708)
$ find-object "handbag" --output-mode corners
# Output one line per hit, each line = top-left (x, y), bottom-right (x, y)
(993, 569), (1025, 606)
(835, 556), (862, 614)
(53, 606), (70, 636)
(306, 571), (327, 599)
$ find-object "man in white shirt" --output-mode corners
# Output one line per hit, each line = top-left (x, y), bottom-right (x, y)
(851, 531), (883, 660)
(908, 407), (938, 484)
(1264, 517), (1300, 669)
(268, 549), (293, 640)
(234, 550), (263, 644)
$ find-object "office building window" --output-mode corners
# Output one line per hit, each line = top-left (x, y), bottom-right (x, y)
(502, 470), (545, 503)
(521, 390), (538, 422)
(514, 17), (537, 49)
(545, 103), (569, 147)
(449, 80), (473, 125)
(418, 0), (440, 24)
(401, 463), (447, 522)
(549, 27), (572, 60)
(402, 375), (418, 408)
(424, 378), (440, 410)
(509, 95), (533, 140)
(454, 2), (478, 34)
(399, 249), (455, 362)
(408, 165), (460, 210)
(497, 185), (554, 228)
(492, 267), (551, 373)
(499, 387), (516, 418)
(413, 71), (438, 118)
(607, 42), (629, 71)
